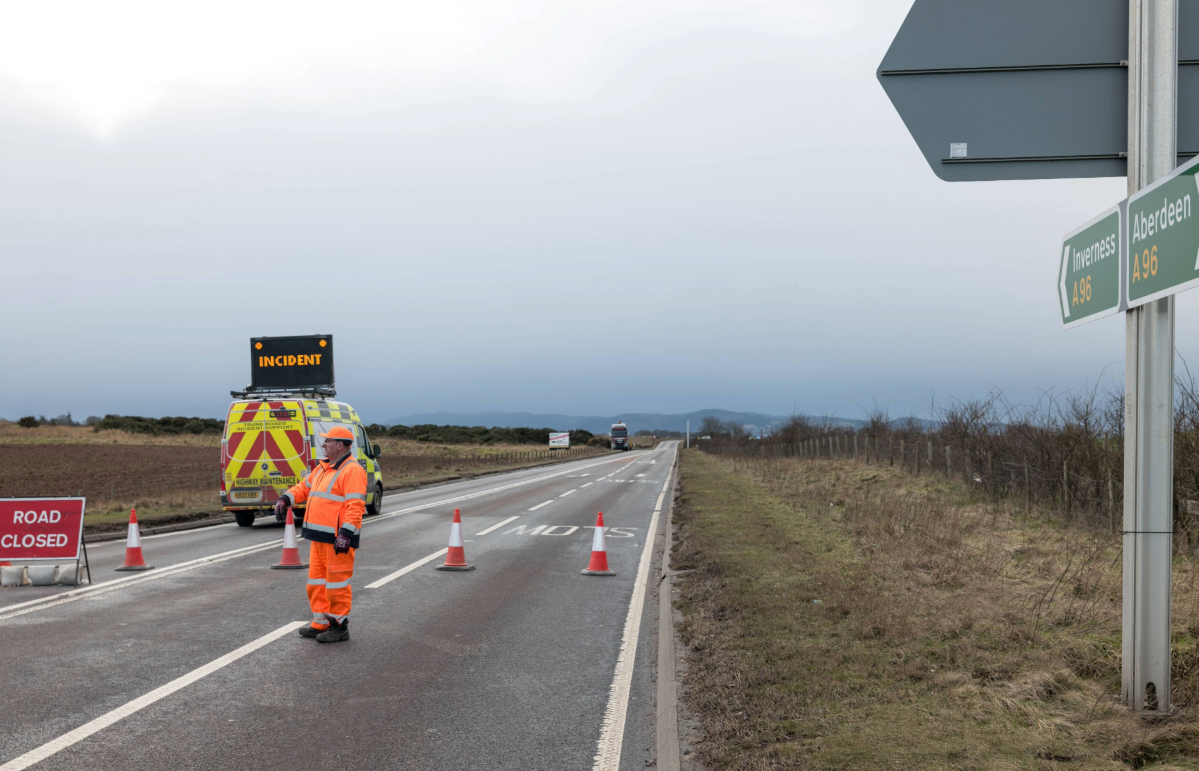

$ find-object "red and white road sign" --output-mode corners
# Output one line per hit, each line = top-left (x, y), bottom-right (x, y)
(0, 498), (86, 560)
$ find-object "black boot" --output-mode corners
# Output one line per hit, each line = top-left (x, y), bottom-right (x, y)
(298, 624), (326, 639)
(316, 619), (349, 643)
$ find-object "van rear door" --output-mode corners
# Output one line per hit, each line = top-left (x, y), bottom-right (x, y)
(223, 400), (307, 508)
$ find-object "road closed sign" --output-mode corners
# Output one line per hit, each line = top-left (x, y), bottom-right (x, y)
(549, 432), (570, 448)
(0, 498), (86, 560)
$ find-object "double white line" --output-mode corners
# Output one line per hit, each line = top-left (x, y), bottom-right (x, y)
(0, 539), (284, 623)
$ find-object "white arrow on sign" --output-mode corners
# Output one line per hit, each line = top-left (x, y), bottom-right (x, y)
(1060, 244), (1071, 318)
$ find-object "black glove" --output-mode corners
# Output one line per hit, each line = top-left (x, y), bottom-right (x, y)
(274, 498), (289, 522)
(334, 532), (351, 554)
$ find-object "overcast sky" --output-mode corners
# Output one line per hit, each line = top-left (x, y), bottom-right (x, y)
(3, 0), (1175, 425)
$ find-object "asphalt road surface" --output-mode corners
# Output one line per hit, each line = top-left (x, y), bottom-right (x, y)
(0, 441), (679, 771)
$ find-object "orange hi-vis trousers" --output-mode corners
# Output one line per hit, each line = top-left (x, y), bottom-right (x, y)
(307, 541), (355, 630)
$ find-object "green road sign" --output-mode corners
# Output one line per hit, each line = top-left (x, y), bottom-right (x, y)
(1060, 203), (1122, 328)
(1127, 154), (1199, 308)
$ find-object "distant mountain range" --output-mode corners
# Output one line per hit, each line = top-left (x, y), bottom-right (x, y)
(386, 409), (871, 435)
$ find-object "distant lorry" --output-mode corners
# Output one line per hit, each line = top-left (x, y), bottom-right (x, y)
(610, 421), (630, 451)
(221, 335), (384, 528)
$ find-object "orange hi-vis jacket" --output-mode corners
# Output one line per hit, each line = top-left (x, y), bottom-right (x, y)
(282, 452), (366, 548)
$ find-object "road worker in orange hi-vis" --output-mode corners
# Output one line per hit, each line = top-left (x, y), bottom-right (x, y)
(275, 425), (365, 643)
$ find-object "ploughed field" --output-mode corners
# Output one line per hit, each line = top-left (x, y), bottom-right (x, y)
(0, 425), (610, 529)
(0, 443), (219, 521)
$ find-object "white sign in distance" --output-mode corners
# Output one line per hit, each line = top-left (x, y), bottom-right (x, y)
(549, 432), (570, 448)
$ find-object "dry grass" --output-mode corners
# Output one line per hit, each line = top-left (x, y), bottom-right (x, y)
(673, 450), (1199, 770)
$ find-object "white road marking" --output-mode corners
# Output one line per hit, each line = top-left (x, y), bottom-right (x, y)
(635, 474), (645, 477)
(2, 453), (653, 621)
(0, 620), (307, 771)
(373, 455), (639, 523)
(87, 521), (238, 547)
(655, 492), (665, 510)
(559, 490), (577, 498)
(364, 548), (449, 589)
(504, 524), (545, 535)
(591, 477), (668, 770)
(0, 540), (284, 623)
(475, 516), (519, 536)
(528, 501), (554, 511)
(581, 482), (593, 488)
(541, 525), (579, 536)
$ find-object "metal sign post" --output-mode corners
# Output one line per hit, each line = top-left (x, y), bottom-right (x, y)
(1123, 0), (1177, 714)
(880, 0), (1184, 714)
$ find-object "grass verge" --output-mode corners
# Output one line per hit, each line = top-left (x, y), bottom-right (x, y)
(673, 450), (1199, 771)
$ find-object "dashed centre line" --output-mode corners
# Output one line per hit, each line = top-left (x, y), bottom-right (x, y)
(528, 501), (554, 511)
(581, 482), (593, 488)
(364, 549), (449, 589)
(559, 490), (577, 498)
(475, 516), (520, 536)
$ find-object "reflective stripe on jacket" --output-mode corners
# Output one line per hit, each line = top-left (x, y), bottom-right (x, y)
(283, 452), (366, 547)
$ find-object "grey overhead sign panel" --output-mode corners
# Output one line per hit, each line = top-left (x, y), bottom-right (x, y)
(877, 0), (1199, 182)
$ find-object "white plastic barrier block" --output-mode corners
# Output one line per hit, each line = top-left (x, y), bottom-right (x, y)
(27, 565), (56, 586)
(54, 564), (82, 585)
(1, 566), (29, 587)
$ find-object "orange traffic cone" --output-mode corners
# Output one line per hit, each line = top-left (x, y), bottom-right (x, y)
(271, 509), (307, 569)
(435, 509), (475, 571)
(115, 509), (153, 571)
(581, 512), (615, 576)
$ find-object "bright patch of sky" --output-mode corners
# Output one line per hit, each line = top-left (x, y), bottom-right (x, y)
(0, 1), (855, 135)
(0, 1), (1149, 424)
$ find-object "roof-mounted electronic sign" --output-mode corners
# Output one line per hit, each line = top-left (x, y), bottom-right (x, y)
(236, 334), (335, 397)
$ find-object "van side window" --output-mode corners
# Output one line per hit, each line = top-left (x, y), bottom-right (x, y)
(357, 426), (372, 456)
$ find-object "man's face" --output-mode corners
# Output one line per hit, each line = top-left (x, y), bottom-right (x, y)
(323, 437), (351, 462)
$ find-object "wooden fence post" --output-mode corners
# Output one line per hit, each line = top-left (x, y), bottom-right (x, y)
(1024, 457), (1030, 513)
(854, 434), (859, 459)
(945, 446), (952, 478)
(1063, 459), (1071, 524)
(889, 440), (894, 466)
(900, 439), (906, 471)
(987, 452), (995, 501)
(1108, 467), (1115, 534)
(927, 441), (933, 472)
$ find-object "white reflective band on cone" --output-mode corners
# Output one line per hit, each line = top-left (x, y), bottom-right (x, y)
(592, 526), (606, 552)
(448, 522), (462, 548)
(127, 522), (140, 548)
(283, 523), (298, 549)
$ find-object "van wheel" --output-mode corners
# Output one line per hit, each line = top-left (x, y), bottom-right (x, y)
(234, 511), (256, 528)
(366, 484), (383, 516)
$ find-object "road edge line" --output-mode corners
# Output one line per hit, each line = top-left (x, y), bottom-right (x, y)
(590, 448), (667, 771)
(656, 447), (681, 771)
(0, 620), (307, 771)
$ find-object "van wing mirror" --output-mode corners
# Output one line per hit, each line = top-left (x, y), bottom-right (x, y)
(373, 443), (382, 458)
